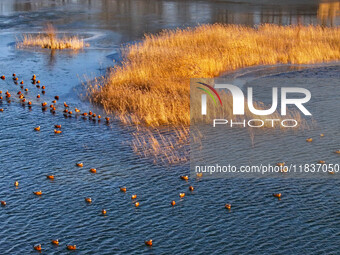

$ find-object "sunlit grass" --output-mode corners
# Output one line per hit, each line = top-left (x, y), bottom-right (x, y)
(87, 24), (340, 127)
(17, 24), (89, 50)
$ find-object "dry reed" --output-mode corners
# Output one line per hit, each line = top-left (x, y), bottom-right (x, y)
(17, 24), (89, 50)
(87, 24), (340, 127)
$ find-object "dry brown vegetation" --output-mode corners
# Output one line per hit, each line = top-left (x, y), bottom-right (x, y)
(17, 24), (89, 50)
(87, 24), (340, 127)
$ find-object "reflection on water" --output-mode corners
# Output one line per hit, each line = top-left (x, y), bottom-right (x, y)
(0, 1), (339, 40)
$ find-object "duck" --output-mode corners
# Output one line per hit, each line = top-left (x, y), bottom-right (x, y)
(76, 163), (83, 167)
(131, 194), (137, 199)
(34, 126), (40, 131)
(41, 86), (45, 90)
(306, 138), (313, 142)
(120, 187), (127, 192)
(75, 108), (80, 113)
(41, 102), (47, 107)
(33, 190), (42, 196)
(101, 209), (107, 215)
(0, 75), (5, 80)
(88, 111), (93, 115)
(276, 162), (285, 167)
(13, 77), (18, 81)
(82, 112), (88, 116)
(55, 125), (61, 128)
(98, 115), (101, 119)
(329, 171), (335, 175)
(54, 96), (59, 100)
(318, 160), (326, 164)
(33, 244), (41, 251)
(17, 91), (22, 95)
(225, 204), (231, 210)
(28, 101), (32, 106)
(0, 109), (3, 112)
(1, 201), (6, 206)
(64, 102), (69, 108)
(335, 150), (340, 154)
(14, 181), (19, 187)
(37, 80), (40, 84)
(0, 96), (2, 100)
(180, 176), (189, 180)
(36, 85), (40, 89)
(85, 197), (92, 203)
(189, 186), (194, 191)
(135, 202), (140, 207)
(171, 200), (176, 206)
(273, 193), (281, 198)
(51, 239), (59, 245)
(179, 193), (185, 198)
(25, 88), (28, 92)
(105, 117), (110, 122)
(21, 99), (26, 103)
(37, 94), (40, 98)
(145, 240), (152, 246)
(20, 81), (24, 85)
(20, 85), (24, 89)
(32, 74), (36, 80)
(196, 173), (203, 178)
(68, 111), (73, 115)
(12, 73), (16, 77)
(52, 100), (56, 104)
(67, 245), (76, 250)
(89, 168), (97, 173)
(46, 175), (54, 180)
(54, 129), (62, 134)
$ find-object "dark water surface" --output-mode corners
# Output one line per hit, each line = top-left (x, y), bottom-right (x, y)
(0, 0), (340, 254)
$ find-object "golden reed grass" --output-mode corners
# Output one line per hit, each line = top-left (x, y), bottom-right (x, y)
(87, 24), (340, 127)
(17, 24), (89, 50)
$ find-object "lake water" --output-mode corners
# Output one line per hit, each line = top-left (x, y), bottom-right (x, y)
(0, 0), (339, 254)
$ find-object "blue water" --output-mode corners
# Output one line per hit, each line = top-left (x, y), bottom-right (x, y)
(0, 1), (340, 254)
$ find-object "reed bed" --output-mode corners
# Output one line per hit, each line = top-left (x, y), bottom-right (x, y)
(17, 24), (89, 50)
(87, 24), (340, 127)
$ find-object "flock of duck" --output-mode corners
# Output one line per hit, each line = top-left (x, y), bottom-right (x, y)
(0, 73), (340, 252)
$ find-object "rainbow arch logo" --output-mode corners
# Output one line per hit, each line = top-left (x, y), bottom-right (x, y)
(196, 82), (223, 106)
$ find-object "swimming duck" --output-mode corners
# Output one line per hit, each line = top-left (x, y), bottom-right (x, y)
(196, 173), (203, 178)
(179, 193), (185, 198)
(171, 200), (176, 206)
(32, 74), (36, 80)
(13, 77), (18, 81)
(120, 187), (127, 192)
(75, 108), (80, 113)
(51, 239), (59, 245)
(76, 163), (83, 167)
(36, 85), (40, 89)
(82, 112), (88, 116)
(329, 171), (335, 175)
(52, 100), (56, 104)
(41, 86), (45, 90)
(88, 111), (93, 115)
(54, 129), (62, 134)
(37, 94), (40, 98)
(306, 138), (313, 142)
(0, 109), (3, 112)
(101, 209), (107, 215)
(28, 101), (32, 106)
(131, 194), (137, 199)
(67, 245), (76, 250)
(34, 126), (40, 131)
(42, 91), (45, 95)
(33, 244), (41, 251)
(46, 175), (54, 180)
(14, 181), (19, 187)
(145, 240), (152, 246)
(189, 186), (194, 191)
(12, 73), (16, 77)
(0, 97), (2, 100)
(41, 102), (47, 107)
(98, 115), (101, 119)
(20, 85), (24, 89)
(63, 109), (68, 113)
(21, 99), (26, 103)
(135, 202), (140, 207)
(34, 191), (42, 196)
(273, 193), (281, 198)
(64, 102), (69, 108)
(0, 75), (5, 80)
(1, 201), (6, 206)
(105, 117), (110, 122)
(180, 176), (189, 180)
(225, 204), (231, 210)
(85, 197), (92, 203)
(55, 125), (61, 128)
(25, 88), (28, 92)
(335, 150), (340, 154)
(20, 81), (24, 85)
(54, 96), (59, 100)
(17, 91), (21, 95)
(68, 111), (73, 115)
(89, 168), (97, 173)
(318, 160), (326, 164)
(37, 80), (40, 84)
